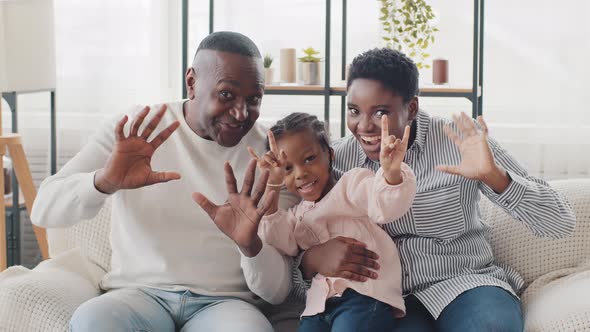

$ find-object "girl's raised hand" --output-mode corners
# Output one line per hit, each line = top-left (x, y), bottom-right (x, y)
(379, 115), (410, 185)
(247, 130), (286, 186)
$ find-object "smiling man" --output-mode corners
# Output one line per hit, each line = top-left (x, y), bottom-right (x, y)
(31, 31), (298, 332)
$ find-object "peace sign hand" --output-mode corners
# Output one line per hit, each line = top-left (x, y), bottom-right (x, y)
(247, 130), (286, 186)
(192, 159), (276, 257)
(379, 115), (410, 185)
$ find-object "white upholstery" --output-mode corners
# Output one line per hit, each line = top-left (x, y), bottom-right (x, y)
(1, 180), (589, 332)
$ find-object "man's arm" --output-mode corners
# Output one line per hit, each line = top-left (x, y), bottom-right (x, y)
(240, 188), (300, 304)
(241, 242), (293, 305)
(31, 116), (117, 228)
(32, 105), (181, 228)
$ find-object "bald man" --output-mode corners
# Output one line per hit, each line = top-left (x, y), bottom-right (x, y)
(32, 31), (299, 332)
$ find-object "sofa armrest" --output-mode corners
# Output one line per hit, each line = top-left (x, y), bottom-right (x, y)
(522, 262), (590, 332)
(0, 249), (105, 332)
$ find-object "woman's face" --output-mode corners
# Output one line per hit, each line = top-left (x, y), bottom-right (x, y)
(346, 78), (418, 161)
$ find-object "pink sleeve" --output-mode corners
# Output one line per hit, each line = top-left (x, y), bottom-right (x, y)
(342, 164), (416, 224)
(258, 208), (300, 256)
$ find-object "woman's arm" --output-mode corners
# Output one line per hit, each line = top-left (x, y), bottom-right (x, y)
(437, 113), (575, 239)
(479, 136), (575, 238)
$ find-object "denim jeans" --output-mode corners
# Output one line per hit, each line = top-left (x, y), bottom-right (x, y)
(298, 289), (396, 332)
(393, 286), (524, 332)
(70, 287), (273, 332)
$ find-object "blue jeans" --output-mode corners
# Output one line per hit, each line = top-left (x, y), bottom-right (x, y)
(70, 287), (273, 332)
(393, 286), (523, 332)
(298, 289), (396, 332)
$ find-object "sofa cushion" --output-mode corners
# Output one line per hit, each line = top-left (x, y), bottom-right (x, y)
(0, 249), (104, 332)
(521, 260), (590, 332)
(480, 179), (590, 288)
(46, 198), (112, 273)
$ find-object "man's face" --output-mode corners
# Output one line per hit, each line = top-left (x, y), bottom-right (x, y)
(186, 50), (264, 147)
(346, 78), (417, 161)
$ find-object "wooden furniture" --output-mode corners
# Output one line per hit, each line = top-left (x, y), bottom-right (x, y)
(0, 100), (49, 271)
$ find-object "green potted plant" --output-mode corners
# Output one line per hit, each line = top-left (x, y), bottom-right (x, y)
(263, 54), (274, 85)
(298, 47), (322, 85)
(378, 0), (438, 69)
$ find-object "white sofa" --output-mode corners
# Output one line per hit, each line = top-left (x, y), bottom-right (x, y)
(1, 179), (589, 332)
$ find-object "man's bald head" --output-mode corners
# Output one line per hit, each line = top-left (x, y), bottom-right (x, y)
(193, 31), (261, 64)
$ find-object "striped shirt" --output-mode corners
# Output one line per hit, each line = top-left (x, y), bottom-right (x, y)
(289, 110), (576, 318)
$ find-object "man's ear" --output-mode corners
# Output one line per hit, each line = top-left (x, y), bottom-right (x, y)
(407, 96), (419, 123)
(186, 67), (196, 100)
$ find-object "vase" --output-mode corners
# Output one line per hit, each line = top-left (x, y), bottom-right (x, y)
(279, 48), (296, 83)
(298, 62), (322, 85)
(433, 58), (449, 85)
(264, 68), (274, 85)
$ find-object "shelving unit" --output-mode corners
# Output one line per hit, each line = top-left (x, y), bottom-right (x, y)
(181, 0), (484, 137)
(2, 90), (56, 267)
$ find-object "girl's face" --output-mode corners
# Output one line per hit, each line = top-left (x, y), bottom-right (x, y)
(276, 129), (333, 202)
(347, 78), (418, 161)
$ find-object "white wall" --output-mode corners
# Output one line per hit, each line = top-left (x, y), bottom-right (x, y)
(4, 0), (590, 180)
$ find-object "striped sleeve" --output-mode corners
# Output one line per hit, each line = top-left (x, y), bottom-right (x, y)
(286, 251), (310, 303)
(479, 136), (576, 239)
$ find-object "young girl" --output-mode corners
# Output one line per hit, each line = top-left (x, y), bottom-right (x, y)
(247, 112), (416, 332)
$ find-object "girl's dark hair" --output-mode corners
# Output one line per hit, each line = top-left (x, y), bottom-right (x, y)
(267, 112), (332, 168)
(347, 48), (419, 103)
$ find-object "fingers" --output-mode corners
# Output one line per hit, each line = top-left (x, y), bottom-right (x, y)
(145, 171), (181, 186)
(339, 271), (368, 282)
(268, 130), (279, 155)
(340, 264), (378, 280)
(382, 138), (401, 157)
(149, 121), (180, 149)
(140, 104), (168, 139)
(436, 164), (461, 175)
(251, 169), (269, 205)
(247, 146), (261, 160)
(130, 106), (150, 137)
(381, 115), (389, 144)
(477, 116), (489, 136)
(401, 125), (411, 150)
(454, 112), (477, 137)
(192, 192), (218, 219)
(240, 158), (257, 196)
(349, 243), (380, 260)
(335, 236), (367, 248)
(443, 125), (462, 146)
(345, 251), (381, 271)
(262, 152), (279, 167)
(115, 115), (128, 141)
(224, 162), (238, 194)
(256, 190), (277, 216)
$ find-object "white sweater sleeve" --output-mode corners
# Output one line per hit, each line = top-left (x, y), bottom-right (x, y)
(240, 242), (293, 305)
(31, 115), (119, 228)
(240, 188), (299, 305)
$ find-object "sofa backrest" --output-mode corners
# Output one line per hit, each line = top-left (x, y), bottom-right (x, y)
(44, 180), (590, 289)
(480, 179), (590, 288)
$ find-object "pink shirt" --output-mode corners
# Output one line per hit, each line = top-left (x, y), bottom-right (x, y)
(259, 164), (416, 318)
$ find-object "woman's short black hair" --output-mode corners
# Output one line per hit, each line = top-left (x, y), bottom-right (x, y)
(267, 112), (330, 153)
(347, 48), (419, 103)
